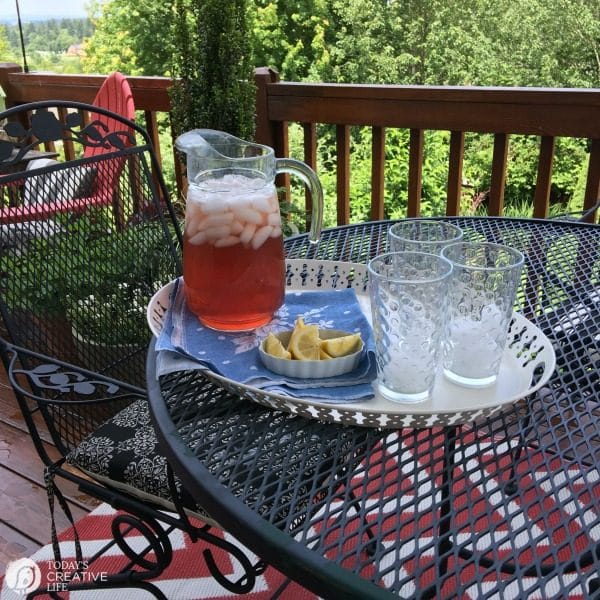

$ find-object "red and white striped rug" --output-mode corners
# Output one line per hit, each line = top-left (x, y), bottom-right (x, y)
(2, 433), (597, 599)
(1, 502), (318, 599)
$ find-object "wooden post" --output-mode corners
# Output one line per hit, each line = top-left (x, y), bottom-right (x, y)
(407, 129), (424, 217)
(254, 68), (291, 205)
(303, 122), (317, 229)
(254, 67), (280, 148)
(582, 138), (600, 223)
(0, 63), (23, 108)
(336, 125), (351, 225)
(370, 126), (385, 221)
(533, 136), (555, 219)
(446, 131), (465, 216)
(488, 133), (509, 216)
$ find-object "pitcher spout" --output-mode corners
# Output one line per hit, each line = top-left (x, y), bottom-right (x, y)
(175, 129), (275, 185)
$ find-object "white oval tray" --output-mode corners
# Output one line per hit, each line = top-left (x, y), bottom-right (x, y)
(148, 259), (556, 428)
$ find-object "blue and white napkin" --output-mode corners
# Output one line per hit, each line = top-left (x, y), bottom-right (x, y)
(155, 278), (376, 402)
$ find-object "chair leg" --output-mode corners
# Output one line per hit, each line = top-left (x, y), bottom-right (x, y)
(44, 467), (83, 571)
(201, 533), (267, 595)
(111, 513), (173, 576)
(504, 410), (533, 495)
(165, 463), (267, 594)
(269, 576), (294, 599)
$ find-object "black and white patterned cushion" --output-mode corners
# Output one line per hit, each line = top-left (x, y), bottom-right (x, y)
(66, 398), (214, 524)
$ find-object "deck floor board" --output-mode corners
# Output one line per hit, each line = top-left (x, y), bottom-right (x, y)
(0, 377), (97, 576)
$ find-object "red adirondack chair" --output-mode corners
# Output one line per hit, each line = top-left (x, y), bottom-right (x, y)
(86, 71), (136, 162)
(1, 72), (135, 227)
(82, 71), (136, 227)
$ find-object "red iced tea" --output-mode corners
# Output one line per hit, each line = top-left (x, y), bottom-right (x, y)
(183, 175), (285, 330)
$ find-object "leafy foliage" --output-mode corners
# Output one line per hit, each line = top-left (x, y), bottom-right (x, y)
(2, 18), (90, 73)
(169, 0), (255, 139)
(7, 0), (600, 223)
(82, 0), (175, 76)
(3, 18), (92, 54)
(0, 212), (176, 345)
(250, 0), (331, 81)
(0, 25), (16, 63)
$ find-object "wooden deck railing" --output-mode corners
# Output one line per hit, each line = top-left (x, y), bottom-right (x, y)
(2, 63), (599, 223)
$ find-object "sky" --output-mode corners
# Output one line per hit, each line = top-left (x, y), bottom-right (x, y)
(0, 0), (89, 21)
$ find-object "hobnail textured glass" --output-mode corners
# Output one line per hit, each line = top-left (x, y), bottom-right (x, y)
(388, 220), (463, 255)
(441, 241), (525, 387)
(368, 252), (453, 403)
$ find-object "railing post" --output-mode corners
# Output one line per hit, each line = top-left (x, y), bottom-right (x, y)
(0, 63), (23, 108)
(582, 138), (600, 223)
(254, 67), (292, 211)
(254, 66), (280, 149)
(336, 125), (351, 225)
(446, 131), (465, 216)
(488, 133), (509, 216)
(407, 129), (424, 217)
(303, 122), (317, 230)
(371, 126), (385, 221)
(533, 136), (555, 219)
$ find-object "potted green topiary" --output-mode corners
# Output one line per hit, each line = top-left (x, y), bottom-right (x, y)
(169, 0), (255, 140)
(1, 212), (176, 382)
(167, 1), (314, 238)
(0, 223), (77, 360)
(62, 219), (177, 381)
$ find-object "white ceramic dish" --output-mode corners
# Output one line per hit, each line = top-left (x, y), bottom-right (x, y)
(147, 259), (556, 428)
(258, 329), (364, 378)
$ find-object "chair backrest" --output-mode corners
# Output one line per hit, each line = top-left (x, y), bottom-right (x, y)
(85, 71), (135, 160)
(0, 74), (136, 228)
(84, 72), (136, 228)
(0, 100), (183, 387)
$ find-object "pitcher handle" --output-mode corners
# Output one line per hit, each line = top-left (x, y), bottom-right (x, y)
(275, 158), (323, 244)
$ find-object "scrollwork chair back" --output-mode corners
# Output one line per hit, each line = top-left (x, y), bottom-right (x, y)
(0, 100), (263, 596)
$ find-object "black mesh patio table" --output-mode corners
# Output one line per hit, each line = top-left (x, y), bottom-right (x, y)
(147, 217), (600, 599)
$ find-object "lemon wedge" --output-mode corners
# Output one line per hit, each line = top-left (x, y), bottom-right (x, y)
(319, 333), (362, 358)
(264, 333), (292, 359)
(294, 316), (307, 329)
(263, 315), (363, 363)
(288, 322), (321, 360)
(319, 347), (332, 360)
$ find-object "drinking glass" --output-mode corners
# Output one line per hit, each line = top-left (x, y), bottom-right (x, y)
(388, 220), (463, 255)
(441, 241), (525, 388)
(368, 251), (453, 403)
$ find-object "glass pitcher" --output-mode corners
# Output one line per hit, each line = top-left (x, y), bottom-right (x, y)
(175, 129), (323, 331)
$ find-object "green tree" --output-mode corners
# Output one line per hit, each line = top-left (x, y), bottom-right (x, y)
(169, 0), (255, 138)
(321, 0), (400, 83)
(546, 0), (600, 87)
(0, 25), (15, 63)
(82, 0), (175, 75)
(250, 0), (331, 81)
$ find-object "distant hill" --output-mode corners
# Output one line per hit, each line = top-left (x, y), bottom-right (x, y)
(2, 17), (93, 57)
(1, 15), (87, 25)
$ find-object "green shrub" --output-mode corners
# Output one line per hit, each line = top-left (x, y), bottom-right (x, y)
(169, 0), (255, 139)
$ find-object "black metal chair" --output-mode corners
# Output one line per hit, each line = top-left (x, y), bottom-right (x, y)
(0, 101), (263, 597)
(553, 198), (600, 223)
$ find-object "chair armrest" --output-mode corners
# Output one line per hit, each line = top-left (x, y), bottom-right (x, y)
(551, 198), (600, 222)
